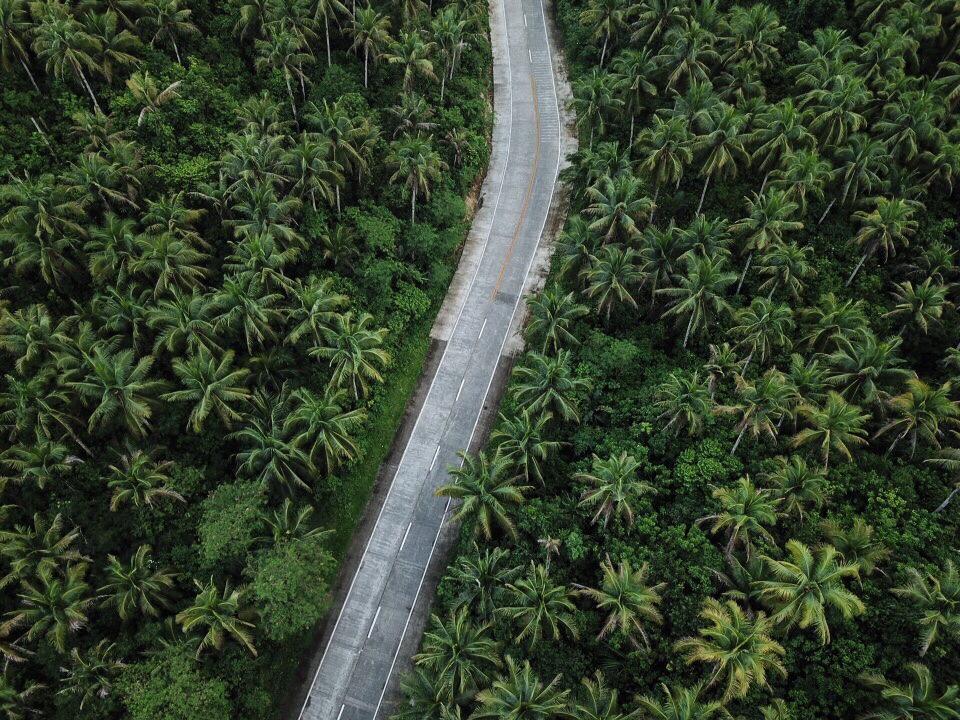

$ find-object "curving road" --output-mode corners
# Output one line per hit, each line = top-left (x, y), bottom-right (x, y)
(296, 1), (565, 718)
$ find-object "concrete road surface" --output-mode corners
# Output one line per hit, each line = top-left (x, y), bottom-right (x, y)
(296, 1), (565, 717)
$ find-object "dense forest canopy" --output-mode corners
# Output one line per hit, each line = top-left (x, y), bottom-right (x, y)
(397, 0), (960, 719)
(0, 0), (492, 717)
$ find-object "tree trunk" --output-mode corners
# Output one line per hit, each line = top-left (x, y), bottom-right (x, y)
(736, 251), (753, 295)
(649, 183), (660, 225)
(934, 485), (960, 514)
(846, 253), (869, 286)
(884, 432), (904, 459)
(335, 185), (341, 214)
(311, 188), (317, 212)
(411, 187), (417, 224)
(682, 311), (695, 348)
(600, 35), (608, 68)
(285, 72), (297, 119)
(440, 67), (446, 102)
(364, 47), (369, 87)
(171, 34), (182, 65)
(759, 171), (770, 195)
(18, 55), (41, 93)
(696, 175), (711, 215)
(741, 350), (754, 377)
(818, 198), (836, 224)
(731, 425), (748, 456)
(72, 60), (101, 113)
(767, 279), (779, 300)
(325, 13), (332, 67)
(629, 114), (635, 147)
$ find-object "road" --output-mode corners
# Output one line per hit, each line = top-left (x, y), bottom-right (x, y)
(296, 0), (564, 717)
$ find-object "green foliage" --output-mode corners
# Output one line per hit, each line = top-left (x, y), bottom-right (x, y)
(118, 647), (231, 720)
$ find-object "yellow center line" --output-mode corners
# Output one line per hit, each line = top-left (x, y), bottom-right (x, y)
(490, 73), (541, 301)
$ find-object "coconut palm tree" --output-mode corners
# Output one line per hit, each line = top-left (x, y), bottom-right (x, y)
(582, 246), (643, 324)
(793, 392), (869, 468)
(414, 608), (500, 701)
(449, 545), (521, 620)
(491, 410), (561, 486)
(675, 598), (786, 702)
(634, 683), (732, 720)
(511, 350), (591, 424)
(0, 513), (87, 590)
(162, 350), (251, 432)
(612, 48), (659, 144)
(107, 446), (183, 511)
(0, 429), (78, 490)
(699, 476), (779, 559)
(831, 134), (891, 219)
(860, 664), (960, 719)
(498, 564), (578, 647)
(821, 518), (889, 580)
(572, 69), (623, 149)
(435, 451), (530, 540)
(635, 114), (693, 210)
(691, 103), (750, 214)
(660, 21), (720, 92)
(725, 2), (784, 70)
(386, 29), (437, 94)
(892, 560), (960, 656)
(764, 455), (827, 521)
(137, 0), (198, 65)
(255, 29), (312, 118)
(176, 578), (257, 657)
(756, 540), (864, 644)
(284, 386), (365, 473)
(719, 369), (794, 455)
(310, 311), (390, 399)
(730, 298), (794, 375)
(0, 673), (43, 720)
(3, 563), (94, 653)
(579, 0), (632, 68)
(310, 0), (347, 67)
(825, 332), (911, 406)
(585, 174), (653, 244)
(576, 452), (654, 527)
(752, 100), (813, 186)
(471, 657), (570, 720)
(349, 5), (391, 87)
(576, 557), (665, 649)
(847, 197), (921, 285)
(524, 287), (588, 354)
(876, 378), (959, 458)
(886, 279), (951, 335)
(730, 190), (803, 293)
(432, 5), (471, 102)
(99, 545), (177, 621)
(388, 134), (447, 224)
(659, 253), (737, 348)
(58, 640), (125, 710)
(757, 242), (815, 301)
(656, 369), (713, 437)
(771, 149), (832, 215)
(31, 2), (102, 110)
(0, 0), (40, 91)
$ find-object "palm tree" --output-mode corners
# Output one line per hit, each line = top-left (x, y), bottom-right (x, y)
(138, 0), (197, 65)
(471, 657), (570, 720)
(349, 5), (391, 87)
(860, 664), (960, 719)
(584, 174), (653, 244)
(730, 298), (794, 375)
(582, 246), (642, 324)
(758, 242), (815, 300)
(0, 429), (78, 490)
(699, 476), (779, 559)
(511, 350), (591, 424)
(821, 518), (889, 580)
(283, 133), (343, 211)
(793, 392), (869, 468)
(58, 639), (126, 710)
(764, 455), (827, 521)
(801, 293), (868, 353)
(388, 134), (447, 224)
(65, 346), (166, 438)
(576, 452), (654, 527)
(286, 276), (349, 346)
(576, 557), (665, 649)
(752, 100), (813, 186)
(284, 386), (365, 473)
(831, 134), (890, 219)
(414, 608), (500, 701)
(634, 683), (732, 720)
(802, 74), (869, 147)
(99, 545), (177, 621)
(0, 0), (39, 91)
(660, 21), (720, 92)
(756, 540), (864, 644)
(675, 598), (786, 702)
(847, 197), (921, 285)
(892, 560), (960, 656)
(635, 114), (693, 210)
(231, 391), (314, 495)
(498, 564), (578, 647)
(572, 69), (624, 149)
(0, 513), (87, 590)
(386, 29), (437, 94)
(147, 291), (221, 356)
(107, 446), (183, 511)
(579, 0), (632, 67)
(435, 451), (530, 540)
(31, 2), (102, 110)
(176, 578), (257, 657)
(725, 3), (784, 69)
(310, 311), (390, 400)
(730, 190), (803, 294)
(720, 369), (793, 455)
(656, 370), (713, 436)
(524, 287), (588, 354)
(85, 10), (141, 84)
(825, 332), (911, 406)
(449, 545), (521, 620)
(3, 563), (94, 653)
(255, 29), (312, 118)
(612, 48), (659, 144)
(876, 379), (959, 458)
(771, 149), (832, 215)
(0, 674), (43, 720)
(631, 0), (684, 47)
(162, 350), (251, 432)
(659, 253), (737, 348)
(691, 104), (750, 214)
(432, 5), (470, 102)
(311, 0), (348, 67)
(491, 410), (561, 486)
(886, 279), (951, 335)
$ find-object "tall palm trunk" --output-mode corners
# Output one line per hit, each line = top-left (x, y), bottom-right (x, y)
(284, 72), (297, 119)
(599, 35), (608, 68)
(18, 55), (41, 93)
(846, 252), (869, 286)
(759, 171), (770, 195)
(736, 250), (753, 295)
(730, 424), (748, 456)
(767, 279), (779, 300)
(818, 198), (836, 224)
(649, 183), (660, 224)
(934, 484), (960, 513)
(71, 58), (101, 112)
(325, 13), (332, 67)
(411, 186), (417, 224)
(363, 46), (369, 87)
(170, 34), (182, 65)
(682, 312), (695, 348)
(696, 175), (711, 215)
